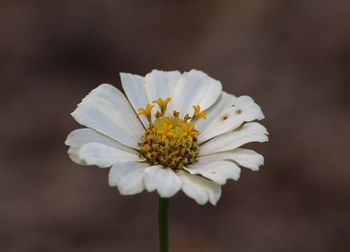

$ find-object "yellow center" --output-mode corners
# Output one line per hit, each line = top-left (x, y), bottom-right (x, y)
(137, 98), (206, 170)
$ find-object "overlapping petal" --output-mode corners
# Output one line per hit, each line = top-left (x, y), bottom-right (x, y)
(83, 83), (145, 135)
(198, 148), (264, 171)
(71, 97), (141, 148)
(144, 70), (181, 115)
(194, 91), (236, 133)
(184, 160), (241, 185)
(109, 161), (149, 195)
(177, 171), (222, 205)
(120, 73), (151, 127)
(79, 143), (141, 168)
(65, 128), (136, 165)
(199, 122), (268, 156)
(170, 70), (222, 118)
(143, 166), (183, 198)
(198, 96), (264, 143)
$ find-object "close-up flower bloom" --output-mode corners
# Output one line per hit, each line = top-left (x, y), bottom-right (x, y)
(65, 69), (268, 205)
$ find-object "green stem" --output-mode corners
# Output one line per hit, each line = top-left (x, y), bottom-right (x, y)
(158, 197), (169, 252)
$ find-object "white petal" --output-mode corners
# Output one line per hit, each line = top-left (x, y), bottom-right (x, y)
(144, 70), (181, 115)
(120, 73), (150, 127)
(198, 96), (264, 143)
(83, 83), (145, 135)
(184, 160), (240, 185)
(228, 148), (264, 171)
(171, 69), (222, 118)
(199, 122), (269, 156)
(71, 97), (140, 148)
(177, 170), (221, 205)
(109, 161), (149, 195)
(79, 143), (141, 168)
(143, 166), (183, 198)
(198, 148), (264, 171)
(235, 96), (265, 121)
(65, 128), (136, 165)
(194, 91), (236, 133)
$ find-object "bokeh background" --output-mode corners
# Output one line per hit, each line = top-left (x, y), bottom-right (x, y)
(1, 0), (350, 251)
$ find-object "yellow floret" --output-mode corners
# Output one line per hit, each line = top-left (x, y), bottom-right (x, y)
(192, 105), (207, 120)
(152, 98), (171, 114)
(137, 104), (154, 122)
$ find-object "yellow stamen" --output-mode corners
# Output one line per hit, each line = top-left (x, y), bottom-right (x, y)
(181, 123), (199, 143)
(152, 98), (171, 114)
(192, 105), (207, 120)
(157, 122), (175, 141)
(173, 110), (180, 117)
(137, 104), (154, 122)
(151, 126), (156, 134)
(155, 111), (163, 119)
(184, 114), (191, 122)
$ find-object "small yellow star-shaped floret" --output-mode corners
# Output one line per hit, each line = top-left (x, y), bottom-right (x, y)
(184, 114), (191, 122)
(181, 123), (199, 142)
(155, 111), (163, 119)
(152, 98), (171, 114)
(137, 104), (154, 122)
(192, 105), (207, 120)
(157, 122), (175, 142)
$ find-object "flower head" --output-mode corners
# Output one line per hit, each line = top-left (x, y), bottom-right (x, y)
(65, 69), (268, 205)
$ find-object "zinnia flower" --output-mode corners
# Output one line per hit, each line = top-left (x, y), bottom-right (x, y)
(65, 69), (268, 205)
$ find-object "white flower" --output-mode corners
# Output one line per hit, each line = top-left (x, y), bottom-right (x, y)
(65, 70), (268, 205)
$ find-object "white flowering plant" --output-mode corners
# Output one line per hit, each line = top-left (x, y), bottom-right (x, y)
(65, 69), (268, 251)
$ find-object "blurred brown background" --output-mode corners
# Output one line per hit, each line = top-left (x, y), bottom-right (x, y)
(1, 0), (350, 251)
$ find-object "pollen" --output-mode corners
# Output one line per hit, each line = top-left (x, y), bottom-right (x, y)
(138, 98), (205, 170)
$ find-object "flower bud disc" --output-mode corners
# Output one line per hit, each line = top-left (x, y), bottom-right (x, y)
(139, 116), (199, 170)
